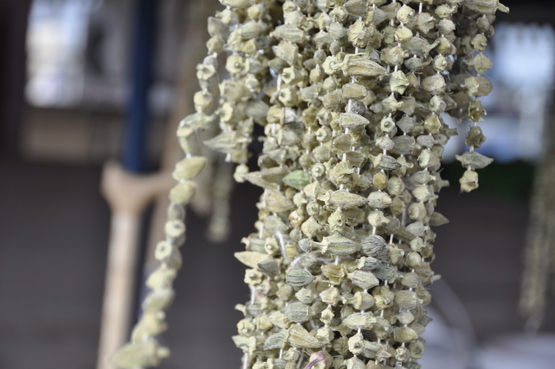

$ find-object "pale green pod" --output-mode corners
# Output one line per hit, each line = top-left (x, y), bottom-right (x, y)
(422, 74), (446, 94)
(416, 12), (435, 34)
(288, 324), (323, 349)
(405, 251), (422, 269)
(390, 196), (405, 217)
(464, 0), (509, 14)
(177, 132), (203, 156)
(410, 170), (435, 185)
(193, 90), (215, 113)
(240, 20), (264, 40)
(394, 326), (419, 343)
(380, 45), (406, 66)
(418, 149), (440, 169)
(282, 301), (310, 323)
(469, 99), (487, 122)
(264, 331), (290, 350)
(321, 264), (346, 285)
(396, 114), (416, 134)
(459, 170), (478, 192)
(429, 212), (449, 226)
(430, 95), (447, 113)
(372, 171), (389, 190)
(319, 190), (368, 209)
(142, 288), (175, 312)
(299, 85), (320, 103)
(344, 0), (368, 16)
(177, 113), (215, 137)
(408, 202), (427, 221)
(167, 203), (184, 221)
(260, 167), (288, 184)
(342, 83), (368, 100)
(296, 287), (317, 304)
(110, 341), (169, 368)
(436, 4), (457, 18)
(237, 319), (255, 336)
(232, 335), (257, 354)
(401, 272), (422, 289)
(274, 41), (299, 66)
(244, 268), (263, 286)
(342, 312), (374, 330)
(154, 241), (182, 270)
(283, 170), (312, 190)
(322, 56), (343, 76)
(414, 185), (434, 202)
(319, 286), (340, 305)
(234, 251), (269, 269)
(326, 20), (346, 40)
(348, 20), (370, 48)
(206, 35), (225, 54)
(466, 126), (486, 148)
(357, 256), (382, 272)
(397, 310), (415, 325)
(381, 94), (403, 113)
(390, 136), (415, 156)
(433, 54), (448, 71)
(455, 151), (493, 169)
(390, 70), (410, 94)
(269, 310), (291, 329)
(395, 346), (410, 362)
(352, 290), (375, 310)
(472, 33), (488, 51)
(395, 290), (422, 309)
(409, 339), (426, 359)
(264, 190), (295, 213)
(172, 156), (207, 181)
(438, 18), (456, 34)
(397, 4), (415, 23)
(469, 52), (493, 75)
(402, 36), (439, 57)
(368, 191), (392, 209)
(131, 311), (167, 341)
(369, 153), (401, 171)
(342, 54), (388, 77)
(347, 333), (365, 356)
(255, 314), (273, 333)
(220, 79), (249, 104)
(169, 181), (196, 206)
(301, 217), (323, 238)
(203, 131), (237, 153)
(245, 100), (269, 124)
(349, 270), (379, 289)
(387, 176), (405, 196)
(322, 233), (361, 255)
(196, 64), (219, 95)
(406, 220), (427, 237)
(367, 210), (390, 228)
(360, 235), (387, 257)
(207, 16), (227, 38)
(286, 268), (315, 287)
(164, 219), (185, 245)
(258, 256), (280, 276)
(146, 266), (177, 290)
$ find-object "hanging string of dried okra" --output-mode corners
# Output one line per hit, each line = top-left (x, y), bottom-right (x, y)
(111, 0), (508, 368)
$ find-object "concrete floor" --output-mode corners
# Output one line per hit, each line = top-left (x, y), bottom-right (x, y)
(0, 159), (553, 368)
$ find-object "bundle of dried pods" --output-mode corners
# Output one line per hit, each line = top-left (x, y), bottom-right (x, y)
(111, 0), (508, 368)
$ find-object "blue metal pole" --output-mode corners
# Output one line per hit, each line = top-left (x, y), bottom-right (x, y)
(122, 0), (156, 173)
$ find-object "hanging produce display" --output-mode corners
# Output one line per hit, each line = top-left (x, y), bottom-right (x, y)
(110, 0), (509, 368)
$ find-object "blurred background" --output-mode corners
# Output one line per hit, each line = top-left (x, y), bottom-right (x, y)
(0, 0), (555, 368)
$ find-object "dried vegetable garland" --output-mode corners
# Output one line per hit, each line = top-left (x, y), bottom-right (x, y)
(110, 0), (508, 368)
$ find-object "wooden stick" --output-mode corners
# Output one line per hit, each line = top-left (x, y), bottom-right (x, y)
(96, 161), (173, 369)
